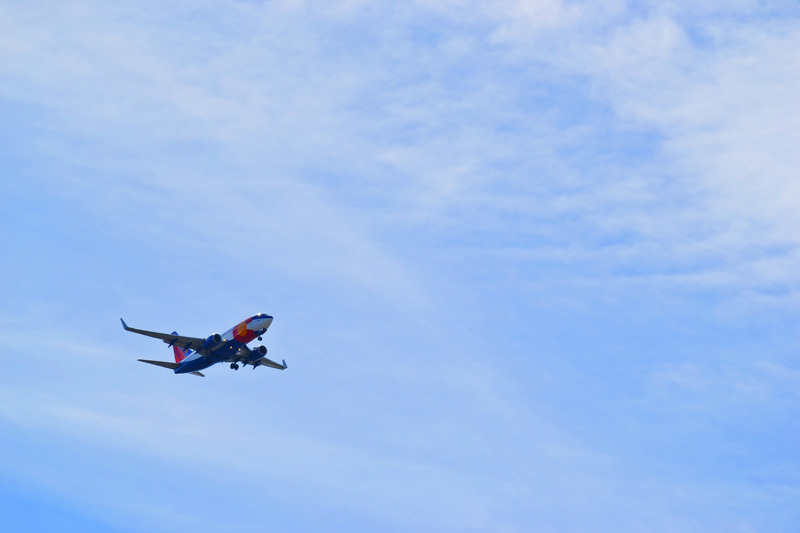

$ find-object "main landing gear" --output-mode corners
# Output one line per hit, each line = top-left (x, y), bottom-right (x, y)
(230, 363), (240, 370)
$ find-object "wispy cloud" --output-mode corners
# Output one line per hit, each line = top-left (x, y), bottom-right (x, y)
(2, 2), (800, 532)
(8, 1), (799, 303)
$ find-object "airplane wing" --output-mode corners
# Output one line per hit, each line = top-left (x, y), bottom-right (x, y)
(256, 356), (288, 370)
(121, 319), (205, 352)
(224, 346), (287, 370)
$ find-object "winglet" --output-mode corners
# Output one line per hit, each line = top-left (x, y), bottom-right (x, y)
(120, 318), (130, 331)
(282, 359), (287, 369)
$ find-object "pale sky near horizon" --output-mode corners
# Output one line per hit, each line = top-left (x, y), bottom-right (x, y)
(1, 1), (799, 532)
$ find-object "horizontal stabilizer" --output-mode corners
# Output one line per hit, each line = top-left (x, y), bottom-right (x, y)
(138, 359), (204, 377)
(138, 359), (180, 370)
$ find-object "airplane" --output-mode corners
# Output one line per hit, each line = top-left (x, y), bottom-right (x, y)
(121, 313), (286, 377)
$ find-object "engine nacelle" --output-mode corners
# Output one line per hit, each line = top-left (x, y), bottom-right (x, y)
(200, 333), (223, 351)
(247, 345), (268, 362)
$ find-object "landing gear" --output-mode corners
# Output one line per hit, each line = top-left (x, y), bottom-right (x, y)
(230, 363), (239, 370)
(258, 336), (262, 341)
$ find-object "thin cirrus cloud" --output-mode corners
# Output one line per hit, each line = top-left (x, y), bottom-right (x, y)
(9, 1), (794, 298)
(1, 2), (799, 532)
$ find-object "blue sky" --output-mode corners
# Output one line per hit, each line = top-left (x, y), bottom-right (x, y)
(1, 1), (799, 531)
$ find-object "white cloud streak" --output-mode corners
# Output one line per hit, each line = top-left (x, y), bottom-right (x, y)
(5, 0), (798, 304)
(2, 1), (800, 532)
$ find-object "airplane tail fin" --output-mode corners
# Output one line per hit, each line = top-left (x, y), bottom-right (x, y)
(171, 331), (187, 363)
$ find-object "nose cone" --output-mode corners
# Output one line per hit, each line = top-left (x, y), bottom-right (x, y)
(250, 315), (273, 331)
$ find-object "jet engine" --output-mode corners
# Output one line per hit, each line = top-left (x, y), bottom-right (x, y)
(200, 333), (223, 350)
(247, 345), (268, 363)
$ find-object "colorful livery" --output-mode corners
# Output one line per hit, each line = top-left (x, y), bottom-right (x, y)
(121, 313), (286, 377)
